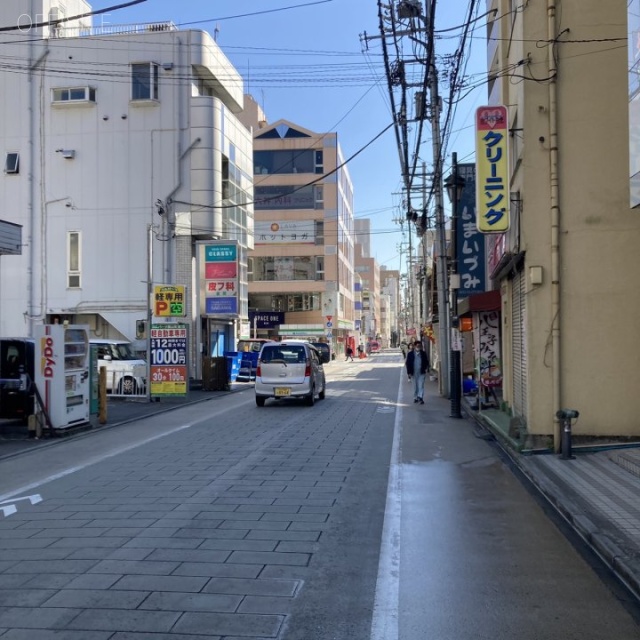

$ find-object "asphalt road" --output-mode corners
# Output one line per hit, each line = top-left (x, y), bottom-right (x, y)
(0, 353), (638, 639)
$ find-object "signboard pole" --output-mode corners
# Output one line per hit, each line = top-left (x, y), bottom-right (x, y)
(146, 224), (153, 402)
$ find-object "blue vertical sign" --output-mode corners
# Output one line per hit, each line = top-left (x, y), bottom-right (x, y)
(456, 164), (486, 298)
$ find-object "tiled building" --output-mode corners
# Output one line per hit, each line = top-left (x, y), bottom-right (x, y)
(240, 96), (356, 355)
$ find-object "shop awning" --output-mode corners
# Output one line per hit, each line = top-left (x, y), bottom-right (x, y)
(457, 290), (501, 316)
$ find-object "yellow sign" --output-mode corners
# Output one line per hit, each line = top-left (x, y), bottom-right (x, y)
(153, 285), (186, 317)
(475, 106), (510, 233)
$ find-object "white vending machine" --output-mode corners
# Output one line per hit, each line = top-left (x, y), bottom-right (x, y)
(35, 324), (91, 430)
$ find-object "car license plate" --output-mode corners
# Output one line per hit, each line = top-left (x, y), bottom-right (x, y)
(275, 387), (291, 397)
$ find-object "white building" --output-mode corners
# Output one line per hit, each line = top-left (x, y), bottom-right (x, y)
(0, 1), (253, 376)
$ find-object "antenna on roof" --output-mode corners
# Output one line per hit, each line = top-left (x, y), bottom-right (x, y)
(214, 23), (220, 42)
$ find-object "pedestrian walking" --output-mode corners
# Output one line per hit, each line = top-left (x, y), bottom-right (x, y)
(405, 340), (429, 404)
(345, 346), (354, 362)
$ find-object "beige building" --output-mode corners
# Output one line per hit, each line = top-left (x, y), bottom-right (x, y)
(240, 96), (356, 355)
(485, 0), (640, 448)
(381, 267), (401, 347)
(355, 242), (381, 345)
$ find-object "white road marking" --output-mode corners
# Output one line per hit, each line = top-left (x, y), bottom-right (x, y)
(0, 423), (194, 503)
(0, 493), (43, 518)
(370, 371), (403, 640)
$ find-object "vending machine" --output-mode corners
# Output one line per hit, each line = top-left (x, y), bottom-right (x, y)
(34, 324), (91, 430)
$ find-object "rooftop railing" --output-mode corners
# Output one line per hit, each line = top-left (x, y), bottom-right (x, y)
(55, 22), (177, 38)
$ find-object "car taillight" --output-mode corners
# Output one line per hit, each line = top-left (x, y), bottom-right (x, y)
(256, 362), (261, 377)
(305, 359), (311, 377)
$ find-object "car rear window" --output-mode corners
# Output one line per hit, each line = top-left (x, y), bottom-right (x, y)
(261, 345), (306, 363)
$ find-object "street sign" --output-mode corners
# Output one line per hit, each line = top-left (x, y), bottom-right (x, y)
(326, 331), (333, 338)
(150, 324), (188, 397)
(154, 285), (186, 317)
(326, 321), (333, 328)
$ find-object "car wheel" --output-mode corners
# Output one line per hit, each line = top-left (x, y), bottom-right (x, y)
(117, 376), (138, 395)
(256, 396), (266, 407)
(306, 386), (315, 406)
(319, 385), (325, 400)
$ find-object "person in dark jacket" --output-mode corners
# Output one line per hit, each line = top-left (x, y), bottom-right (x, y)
(405, 340), (429, 404)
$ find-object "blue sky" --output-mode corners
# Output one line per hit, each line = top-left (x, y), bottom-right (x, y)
(93, 0), (486, 271)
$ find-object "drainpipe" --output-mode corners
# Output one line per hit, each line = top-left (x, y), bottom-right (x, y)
(547, 0), (562, 452)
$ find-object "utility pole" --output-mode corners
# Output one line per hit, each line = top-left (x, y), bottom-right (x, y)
(428, 64), (450, 397)
(421, 161), (429, 327)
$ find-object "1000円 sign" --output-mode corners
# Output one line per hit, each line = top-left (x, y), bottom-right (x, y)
(150, 324), (188, 396)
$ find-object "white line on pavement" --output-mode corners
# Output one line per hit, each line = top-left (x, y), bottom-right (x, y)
(0, 422), (195, 503)
(370, 369), (403, 640)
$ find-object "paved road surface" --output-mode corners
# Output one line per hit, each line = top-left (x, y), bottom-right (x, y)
(0, 353), (638, 639)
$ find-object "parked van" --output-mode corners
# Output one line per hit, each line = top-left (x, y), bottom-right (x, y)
(0, 338), (35, 422)
(90, 340), (146, 395)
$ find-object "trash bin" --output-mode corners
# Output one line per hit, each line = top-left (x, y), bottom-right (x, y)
(202, 356), (229, 391)
(224, 352), (242, 383)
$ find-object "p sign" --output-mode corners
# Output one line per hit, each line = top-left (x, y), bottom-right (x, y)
(154, 285), (186, 317)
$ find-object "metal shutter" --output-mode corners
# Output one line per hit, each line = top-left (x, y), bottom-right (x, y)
(511, 269), (527, 420)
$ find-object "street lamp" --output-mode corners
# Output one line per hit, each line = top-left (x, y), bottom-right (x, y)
(444, 152), (465, 418)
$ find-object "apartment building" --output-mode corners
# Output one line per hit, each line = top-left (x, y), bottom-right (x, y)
(354, 241), (380, 346)
(240, 96), (356, 355)
(0, 1), (253, 378)
(381, 267), (401, 347)
(484, 0), (640, 446)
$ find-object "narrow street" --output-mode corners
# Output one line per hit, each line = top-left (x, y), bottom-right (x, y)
(0, 353), (638, 639)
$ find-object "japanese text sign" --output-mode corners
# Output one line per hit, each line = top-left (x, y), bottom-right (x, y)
(254, 220), (315, 245)
(456, 164), (486, 298)
(154, 285), (186, 317)
(475, 106), (510, 233)
(198, 241), (240, 317)
(150, 324), (188, 397)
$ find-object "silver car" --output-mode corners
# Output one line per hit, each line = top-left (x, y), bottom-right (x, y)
(255, 341), (326, 407)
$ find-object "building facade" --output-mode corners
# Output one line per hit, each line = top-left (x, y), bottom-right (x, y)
(485, 0), (640, 446)
(241, 97), (356, 355)
(0, 1), (253, 378)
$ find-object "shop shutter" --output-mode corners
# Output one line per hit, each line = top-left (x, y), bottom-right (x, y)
(511, 269), (527, 420)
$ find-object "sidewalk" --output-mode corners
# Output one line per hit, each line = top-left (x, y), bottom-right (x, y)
(468, 401), (640, 601)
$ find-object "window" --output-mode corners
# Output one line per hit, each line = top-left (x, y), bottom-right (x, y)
(252, 256), (324, 282)
(67, 231), (81, 288)
(287, 294), (320, 312)
(315, 150), (324, 174)
(315, 256), (325, 281)
(254, 150), (315, 175)
(314, 220), (324, 245)
(247, 257), (254, 282)
(255, 185), (315, 210)
(314, 186), (324, 209)
(52, 87), (96, 103)
(4, 153), (19, 174)
(131, 63), (159, 101)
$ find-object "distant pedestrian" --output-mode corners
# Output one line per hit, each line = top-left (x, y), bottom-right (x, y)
(345, 346), (354, 362)
(405, 340), (429, 404)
